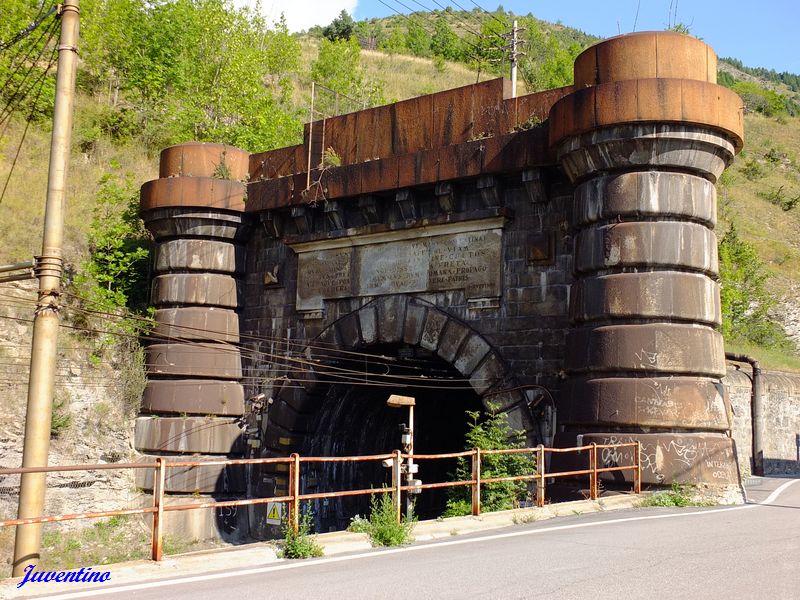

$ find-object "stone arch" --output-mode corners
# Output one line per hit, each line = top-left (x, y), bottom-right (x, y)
(263, 295), (536, 458)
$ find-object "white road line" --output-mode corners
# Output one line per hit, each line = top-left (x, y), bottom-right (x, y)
(30, 479), (800, 600)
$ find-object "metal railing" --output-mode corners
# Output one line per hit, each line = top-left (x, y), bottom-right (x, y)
(0, 441), (641, 562)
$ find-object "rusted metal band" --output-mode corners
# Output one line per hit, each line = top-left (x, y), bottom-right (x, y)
(573, 31), (717, 88)
(159, 143), (249, 180)
(140, 177), (246, 213)
(549, 78), (743, 150)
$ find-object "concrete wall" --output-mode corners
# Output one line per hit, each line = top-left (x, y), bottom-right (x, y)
(725, 366), (800, 477)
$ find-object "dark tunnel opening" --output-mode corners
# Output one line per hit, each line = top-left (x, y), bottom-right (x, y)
(300, 343), (484, 532)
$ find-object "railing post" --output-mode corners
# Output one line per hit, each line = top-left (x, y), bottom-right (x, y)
(536, 444), (545, 508)
(392, 449), (402, 524)
(471, 448), (481, 516)
(589, 442), (597, 500)
(151, 458), (165, 562)
(634, 441), (642, 494)
(290, 453), (300, 534)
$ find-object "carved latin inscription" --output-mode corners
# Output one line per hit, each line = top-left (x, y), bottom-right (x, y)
(294, 227), (502, 310)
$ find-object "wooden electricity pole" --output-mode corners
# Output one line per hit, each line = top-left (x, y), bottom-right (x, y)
(12, 0), (80, 576)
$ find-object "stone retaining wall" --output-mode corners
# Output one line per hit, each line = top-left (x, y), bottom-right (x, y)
(725, 366), (800, 476)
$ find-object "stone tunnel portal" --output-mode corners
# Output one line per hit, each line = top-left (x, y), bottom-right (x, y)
(298, 343), (485, 529)
(135, 30), (747, 542)
(258, 300), (533, 532)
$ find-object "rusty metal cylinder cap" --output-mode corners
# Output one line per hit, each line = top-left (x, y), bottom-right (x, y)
(159, 142), (249, 180)
(573, 31), (717, 88)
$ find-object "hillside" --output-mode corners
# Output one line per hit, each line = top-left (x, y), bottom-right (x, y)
(1, 3), (800, 371)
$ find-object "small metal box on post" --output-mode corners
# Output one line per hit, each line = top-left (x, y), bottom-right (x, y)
(386, 394), (418, 517)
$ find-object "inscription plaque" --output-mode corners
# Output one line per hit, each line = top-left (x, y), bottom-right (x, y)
(296, 248), (353, 309)
(293, 225), (503, 310)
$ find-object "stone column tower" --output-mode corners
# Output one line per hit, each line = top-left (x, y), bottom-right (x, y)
(136, 143), (250, 510)
(549, 32), (744, 487)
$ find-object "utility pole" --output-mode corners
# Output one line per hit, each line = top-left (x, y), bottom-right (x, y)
(12, 0), (80, 577)
(510, 20), (520, 98)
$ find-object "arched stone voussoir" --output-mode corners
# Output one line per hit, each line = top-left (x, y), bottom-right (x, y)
(482, 379), (528, 413)
(377, 295), (408, 343)
(279, 383), (321, 415)
(420, 309), (449, 352)
(453, 333), (491, 377)
(435, 319), (470, 365)
(335, 312), (361, 350)
(357, 304), (378, 345)
(469, 351), (506, 396)
(403, 299), (428, 346)
(268, 397), (317, 434)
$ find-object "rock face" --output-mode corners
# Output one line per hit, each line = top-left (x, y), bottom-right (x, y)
(0, 282), (140, 545)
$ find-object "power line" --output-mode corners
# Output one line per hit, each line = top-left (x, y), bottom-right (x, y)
(0, 304), (494, 388)
(0, 36), (59, 206)
(0, 14), (60, 124)
(0, 6), (58, 94)
(0, 4), (57, 52)
(376, 0), (486, 64)
(409, 0), (483, 39)
(466, 0), (509, 28)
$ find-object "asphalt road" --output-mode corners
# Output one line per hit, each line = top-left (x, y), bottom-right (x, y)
(30, 478), (800, 600)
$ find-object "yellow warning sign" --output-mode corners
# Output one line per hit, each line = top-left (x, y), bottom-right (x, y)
(266, 502), (283, 525)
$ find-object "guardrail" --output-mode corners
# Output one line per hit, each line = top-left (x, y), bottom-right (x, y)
(0, 442), (641, 562)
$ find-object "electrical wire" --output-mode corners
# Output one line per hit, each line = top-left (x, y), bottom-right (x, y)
(0, 5), (58, 95)
(0, 37), (58, 206)
(0, 306), (494, 388)
(407, 0), (483, 39)
(376, 0), (486, 65)
(0, 4), (57, 52)
(466, 0), (509, 27)
(0, 16), (60, 131)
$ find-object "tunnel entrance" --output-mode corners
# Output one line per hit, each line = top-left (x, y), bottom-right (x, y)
(300, 343), (485, 532)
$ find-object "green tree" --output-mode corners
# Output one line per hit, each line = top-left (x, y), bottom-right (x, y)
(731, 81), (796, 117)
(354, 19), (385, 50)
(322, 9), (355, 41)
(0, 0), (60, 121)
(379, 27), (407, 55)
(718, 222), (792, 348)
(444, 407), (535, 517)
(311, 37), (384, 114)
(430, 15), (461, 61)
(75, 173), (151, 316)
(519, 19), (580, 92)
(77, 0), (302, 151)
(469, 17), (506, 72)
(404, 17), (431, 57)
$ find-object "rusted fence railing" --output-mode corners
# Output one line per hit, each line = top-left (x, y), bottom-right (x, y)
(0, 441), (640, 562)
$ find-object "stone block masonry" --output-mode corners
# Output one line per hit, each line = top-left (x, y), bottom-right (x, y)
(138, 30), (749, 539)
(726, 366), (800, 477)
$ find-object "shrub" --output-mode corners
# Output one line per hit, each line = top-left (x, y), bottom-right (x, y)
(718, 223), (794, 349)
(741, 158), (765, 180)
(280, 511), (323, 559)
(444, 406), (536, 517)
(50, 392), (72, 438)
(639, 484), (714, 508)
(348, 493), (414, 547)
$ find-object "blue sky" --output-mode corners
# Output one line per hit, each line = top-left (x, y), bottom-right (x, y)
(349, 0), (800, 73)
